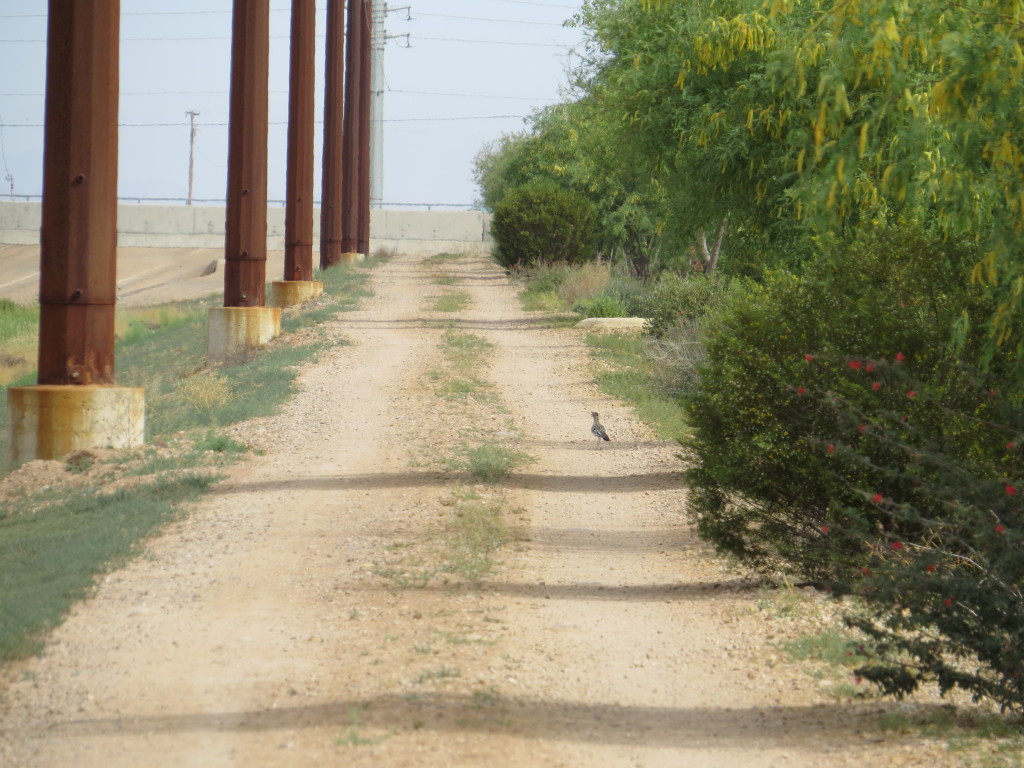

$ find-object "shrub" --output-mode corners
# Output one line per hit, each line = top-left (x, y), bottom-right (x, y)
(684, 223), (991, 574)
(683, 220), (1024, 710)
(572, 294), (629, 318)
(642, 271), (740, 338)
(558, 261), (611, 307)
(802, 362), (1024, 713)
(491, 181), (597, 269)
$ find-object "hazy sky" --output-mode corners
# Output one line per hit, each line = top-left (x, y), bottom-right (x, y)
(0, 1), (586, 209)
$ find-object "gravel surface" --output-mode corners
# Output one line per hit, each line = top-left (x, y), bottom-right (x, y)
(0, 251), (966, 767)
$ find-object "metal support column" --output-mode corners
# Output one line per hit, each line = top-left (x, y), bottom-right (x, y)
(38, 0), (120, 386)
(224, 0), (270, 307)
(341, 0), (371, 256)
(320, 0), (345, 269)
(283, 0), (316, 282)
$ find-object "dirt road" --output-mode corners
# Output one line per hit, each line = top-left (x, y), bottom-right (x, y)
(0, 252), (956, 766)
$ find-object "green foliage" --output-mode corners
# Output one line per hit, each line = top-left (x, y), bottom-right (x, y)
(491, 181), (598, 269)
(572, 294), (629, 318)
(682, 221), (1024, 711)
(684, 222), (991, 578)
(448, 442), (532, 484)
(0, 299), (39, 343)
(642, 272), (741, 339)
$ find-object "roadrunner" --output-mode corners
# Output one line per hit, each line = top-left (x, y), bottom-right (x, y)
(591, 411), (611, 446)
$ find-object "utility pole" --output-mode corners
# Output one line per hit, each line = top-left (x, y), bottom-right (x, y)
(8, 0), (145, 467)
(223, 0), (269, 308)
(341, 0), (371, 256)
(185, 110), (199, 205)
(320, 0), (344, 268)
(370, 2), (384, 208)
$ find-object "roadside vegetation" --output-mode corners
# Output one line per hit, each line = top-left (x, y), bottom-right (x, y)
(0, 258), (380, 663)
(479, 0), (1024, 737)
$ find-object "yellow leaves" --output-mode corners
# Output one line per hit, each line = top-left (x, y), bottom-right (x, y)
(858, 122), (870, 158)
(814, 102), (827, 149)
(796, 147), (806, 173)
(836, 155), (846, 184)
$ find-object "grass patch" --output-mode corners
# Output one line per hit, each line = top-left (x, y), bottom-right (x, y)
(433, 275), (460, 286)
(427, 328), (494, 401)
(424, 252), (463, 265)
(0, 471), (220, 661)
(586, 331), (688, 444)
(428, 291), (471, 313)
(447, 442), (532, 484)
(441, 488), (515, 583)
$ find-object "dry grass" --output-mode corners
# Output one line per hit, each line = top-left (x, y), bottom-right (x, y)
(557, 261), (611, 307)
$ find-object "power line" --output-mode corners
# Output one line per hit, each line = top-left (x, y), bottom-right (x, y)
(416, 36), (569, 47)
(414, 12), (565, 26)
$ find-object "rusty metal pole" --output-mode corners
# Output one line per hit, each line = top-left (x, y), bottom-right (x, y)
(320, 0), (345, 269)
(224, 0), (270, 308)
(357, 0), (372, 254)
(37, 0), (120, 386)
(341, 0), (370, 255)
(283, 0), (316, 282)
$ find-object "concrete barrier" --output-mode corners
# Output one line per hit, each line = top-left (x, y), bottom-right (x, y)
(0, 201), (492, 255)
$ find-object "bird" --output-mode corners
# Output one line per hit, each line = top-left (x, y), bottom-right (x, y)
(591, 411), (611, 446)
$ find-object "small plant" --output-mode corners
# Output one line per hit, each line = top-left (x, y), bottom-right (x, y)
(414, 666), (461, 684)
(449, 442), (532, 484)
(428, 291), (471, 313)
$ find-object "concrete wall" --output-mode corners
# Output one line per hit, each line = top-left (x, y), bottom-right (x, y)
(0, 201), (492, 255)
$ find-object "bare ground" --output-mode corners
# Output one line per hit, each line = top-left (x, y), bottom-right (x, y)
(0, 251), (970, 766)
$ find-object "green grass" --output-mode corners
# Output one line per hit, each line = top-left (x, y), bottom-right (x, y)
(0, 298), (40, 350)
(0, 472), (220, 661)
(586, 331), (688, 444)
(441, 489), (515, 583)
(447, 442), (532, 484)
(428, 291), (471, 313)
(424, 252), (464, 265)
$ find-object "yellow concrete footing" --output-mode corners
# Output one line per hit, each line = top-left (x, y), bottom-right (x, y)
(270, 280), (324, 308)
(340, 252), (366, 264)
(6, 385), (145, 467)
(207, 306), (282, 366)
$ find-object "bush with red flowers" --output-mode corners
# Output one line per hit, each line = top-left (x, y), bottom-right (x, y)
(682, 221), (1024, 711)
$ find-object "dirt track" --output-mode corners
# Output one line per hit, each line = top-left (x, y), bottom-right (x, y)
(0, 251), (960, 766)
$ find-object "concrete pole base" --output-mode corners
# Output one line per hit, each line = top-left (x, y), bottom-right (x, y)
(208, 306), (282, 366)
(6, 385), (145, 467)
(270, 280), (324, 308)
(340, 252), (366, 264)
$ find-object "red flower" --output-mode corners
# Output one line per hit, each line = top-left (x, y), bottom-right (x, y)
(943, 598), (953, 607)
(827, 444), (836, 455)
(895, 352), (905, 363)
(855, 676), (863, 685)
(796, 386), (806, 395)
(872, 382), (882, 391)
(858, 424), (868, 434)
(1007, 442), (1017, 451)
(1007, 485), (1019, 496)
(891, 541), (903, 550)
(820, 525), (830, 534)
(849, 360), (863, 370)
(872, 493), (884, 503)
(995, 524), (1007, 534)
(861, 567), (872, 576)
(804, 354), (815, 361)
(866, 362), (876, 373)
(907, 390), (917, 399)
(925, 564), (936, 573)
(989, 389), (999, 397)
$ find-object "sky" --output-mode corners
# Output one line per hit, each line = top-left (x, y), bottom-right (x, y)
(0, 0), (588, 210)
